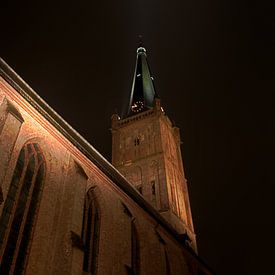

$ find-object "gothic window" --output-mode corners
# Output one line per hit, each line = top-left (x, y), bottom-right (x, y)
(123, 206), (140, 275)
(0, 142), (45, 274)
(151, 180), (156, 206)
(157, 232), (171, 275)
(164, 247), (171, 275)
(131, 220), (140, 275)
(151, 180), (156, 195)
(82, 188), (100, 274)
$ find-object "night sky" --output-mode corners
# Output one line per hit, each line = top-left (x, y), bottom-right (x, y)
(1, 1), (274, 274)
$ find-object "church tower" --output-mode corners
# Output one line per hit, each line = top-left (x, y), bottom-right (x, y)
(111, 46), (196, 248)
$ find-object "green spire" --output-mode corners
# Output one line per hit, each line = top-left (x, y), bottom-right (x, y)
(126, 47), (158, 117)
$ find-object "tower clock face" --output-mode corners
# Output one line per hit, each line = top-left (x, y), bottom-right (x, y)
(131, 101), (144, 113)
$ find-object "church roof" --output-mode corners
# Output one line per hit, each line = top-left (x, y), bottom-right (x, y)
(126, 46), (158, 117)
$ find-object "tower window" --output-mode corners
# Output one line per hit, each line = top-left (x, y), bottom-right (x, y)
(134, 137), (140, 146)
(151, 181), (156, 195)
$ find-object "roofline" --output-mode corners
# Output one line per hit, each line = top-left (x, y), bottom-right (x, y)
(0, 57), (215, 273)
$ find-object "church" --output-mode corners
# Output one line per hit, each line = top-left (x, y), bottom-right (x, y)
(0, 47), (213, 274)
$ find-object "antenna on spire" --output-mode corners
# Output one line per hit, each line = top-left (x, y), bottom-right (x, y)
(138, 34), (143, 47)
(137, 35), (146, 54)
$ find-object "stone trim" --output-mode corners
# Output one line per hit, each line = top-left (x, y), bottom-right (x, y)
(6, 99), (24, 122)
(70, 231), (84, 251)
(0, 97), (24, 123)
(121, 201), (133, 218)
(73, 159), (89, 180)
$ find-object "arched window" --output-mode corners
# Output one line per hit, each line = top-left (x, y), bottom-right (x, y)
(131, 220), (140, 275)
(156, 229), (171, 275)
(82, 188), (100, 274)
(0, 143), (45, 274)
(124, 219), (140, 275)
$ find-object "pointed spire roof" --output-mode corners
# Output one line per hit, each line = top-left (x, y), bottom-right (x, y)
(126, 46), (158, 117)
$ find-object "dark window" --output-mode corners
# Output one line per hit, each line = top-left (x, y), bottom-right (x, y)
(0, 143), (45, 274)
(82, 189), (100, 274)
(134, 137), (140, 146)
(151, 181), (156, 195)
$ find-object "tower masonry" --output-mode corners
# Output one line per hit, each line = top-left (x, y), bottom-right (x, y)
(111, 47), (196, 249)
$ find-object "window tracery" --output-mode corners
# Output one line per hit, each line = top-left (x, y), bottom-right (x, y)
(82, 188), (100, 274)
(0, 142), (45, 274)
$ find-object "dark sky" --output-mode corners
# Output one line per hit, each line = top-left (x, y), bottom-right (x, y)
(1, 1), (274, 274)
